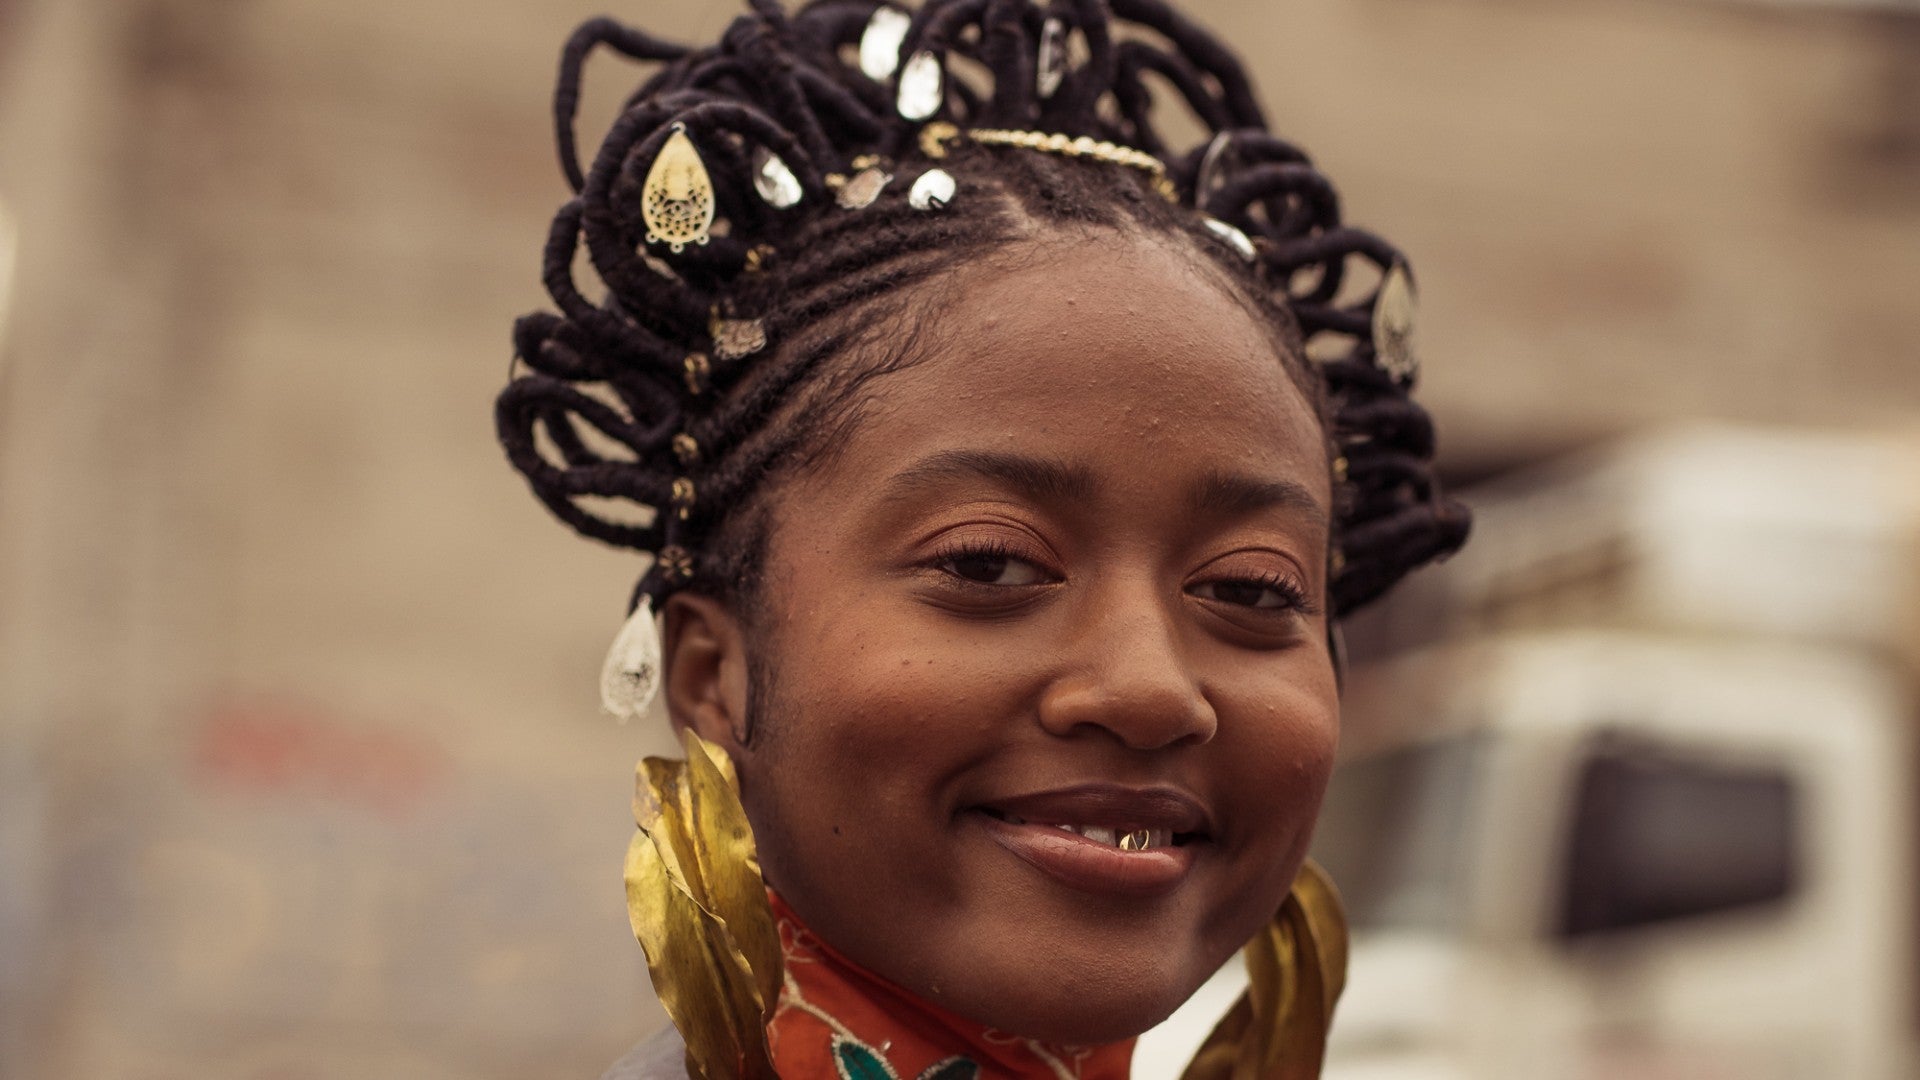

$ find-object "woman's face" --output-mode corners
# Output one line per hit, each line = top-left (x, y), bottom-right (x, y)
(681, 228), (1338, 1045)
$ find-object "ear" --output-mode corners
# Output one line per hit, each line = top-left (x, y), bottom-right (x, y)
(660, 590), (753, 754)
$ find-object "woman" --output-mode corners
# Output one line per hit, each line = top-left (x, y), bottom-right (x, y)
(497, 1), (1469, 1076)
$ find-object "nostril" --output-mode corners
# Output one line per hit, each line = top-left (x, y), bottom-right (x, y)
(1036, 693), (1219, 751)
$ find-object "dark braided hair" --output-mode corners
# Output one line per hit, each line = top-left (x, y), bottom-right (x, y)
(498, 0), (1470, 622)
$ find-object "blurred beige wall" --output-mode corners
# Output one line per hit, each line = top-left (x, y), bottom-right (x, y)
(0, 0), (1916, 1077)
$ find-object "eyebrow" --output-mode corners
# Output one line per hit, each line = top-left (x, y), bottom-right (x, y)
(882, 449), (1099, 505)
(881, 448), (1328, 530)
(1187, 468), (1329, 531)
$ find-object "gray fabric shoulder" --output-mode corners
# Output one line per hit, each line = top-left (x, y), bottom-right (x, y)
(599, 1024), (690, 1080)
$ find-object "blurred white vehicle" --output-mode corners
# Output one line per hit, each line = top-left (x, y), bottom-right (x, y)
(1137, 633), (1916, 1080)
(1317, 632), (1914, 1080)
(1136, 424), (1920, 1080)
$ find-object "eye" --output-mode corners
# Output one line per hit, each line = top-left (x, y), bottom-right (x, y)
(939, 544), (1048, 586)
(1190, 574), (1309, 612)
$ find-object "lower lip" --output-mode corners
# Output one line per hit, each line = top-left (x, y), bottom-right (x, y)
(971, 812), (1198, 898)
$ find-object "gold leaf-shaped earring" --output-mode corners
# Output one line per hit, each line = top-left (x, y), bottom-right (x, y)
(643, 123), (715, 254)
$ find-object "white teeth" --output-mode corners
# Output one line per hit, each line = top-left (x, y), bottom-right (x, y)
(990, 812), (1178, 850)
(1055, 824), (1174, 849)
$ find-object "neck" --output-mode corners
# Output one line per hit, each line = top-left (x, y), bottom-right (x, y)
(767, 891), (1136, 1080)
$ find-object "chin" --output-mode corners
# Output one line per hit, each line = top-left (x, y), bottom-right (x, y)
(966, 984), (1194, 1047)
(931, 938), (1214, 1047)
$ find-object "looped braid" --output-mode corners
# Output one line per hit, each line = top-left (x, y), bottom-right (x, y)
(499, 0), (1468, 618)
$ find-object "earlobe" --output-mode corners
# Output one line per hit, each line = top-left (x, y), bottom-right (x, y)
(660, 591), (754, 754)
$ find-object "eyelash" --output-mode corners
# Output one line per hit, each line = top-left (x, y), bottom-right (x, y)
(929, 538), (1051, 587)
(928, 539), (1316, 616)
(1193, 568), (1317, 616)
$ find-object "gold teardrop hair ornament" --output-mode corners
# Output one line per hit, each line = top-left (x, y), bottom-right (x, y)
(643, 123), (715, 254)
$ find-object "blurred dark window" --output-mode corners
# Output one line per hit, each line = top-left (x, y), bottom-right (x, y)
(1558, 735), (1799, 940)
(1312, 735), (1484, 932)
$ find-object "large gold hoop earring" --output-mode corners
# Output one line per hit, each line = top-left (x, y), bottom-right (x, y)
(1181, 860), (1349, 1080)
(625, 729), (783, 1079)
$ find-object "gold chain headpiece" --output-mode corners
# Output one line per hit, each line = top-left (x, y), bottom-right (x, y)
(918, 121), (1179, 201)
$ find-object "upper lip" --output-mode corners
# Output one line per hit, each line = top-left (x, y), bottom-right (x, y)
(974, 784), (1213, 838)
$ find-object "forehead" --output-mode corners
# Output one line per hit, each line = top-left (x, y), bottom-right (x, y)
(811, 228), (1328, 502)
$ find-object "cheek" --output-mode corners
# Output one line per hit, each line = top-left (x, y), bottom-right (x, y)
(1215, 659), (1341, 855)
(733, 624), (1015, 923)
(783, 638), (991, 744)
(774, 575), (1033, 737)
(744, 611), (1014, 818)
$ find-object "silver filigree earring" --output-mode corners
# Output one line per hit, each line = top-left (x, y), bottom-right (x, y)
(600, 596), (663, 722)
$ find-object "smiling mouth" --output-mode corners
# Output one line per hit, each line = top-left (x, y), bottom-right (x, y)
(975, 808), (1199, 852)
(969, 786), (1213, 896)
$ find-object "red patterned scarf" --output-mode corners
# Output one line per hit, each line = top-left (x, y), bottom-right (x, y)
(767, 892), (1136, 1080)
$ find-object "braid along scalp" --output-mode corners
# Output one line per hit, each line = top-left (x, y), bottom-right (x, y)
(499, 0), (1470, 620)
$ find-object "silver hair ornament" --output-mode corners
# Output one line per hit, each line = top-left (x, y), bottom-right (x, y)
(909, 168), (956, 210)
(860, 6), (911, 81)
(1202, 216), (1257, 262)
(1372, 262), (1419, 383)
(897, 50), (943, 121)
(836, 167), (893, 210)
(1036, 18), (1067, 100)
(751, 146), (803, 209)
(1194, 131), (1238, 206)
(600, 596), (662, 722)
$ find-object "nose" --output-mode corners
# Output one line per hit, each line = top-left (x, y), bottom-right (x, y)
(1037, 585), (1218, 750)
